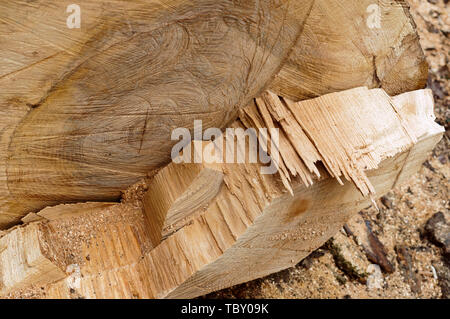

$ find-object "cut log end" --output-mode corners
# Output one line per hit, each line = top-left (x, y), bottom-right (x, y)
(0, 0), (429, 228)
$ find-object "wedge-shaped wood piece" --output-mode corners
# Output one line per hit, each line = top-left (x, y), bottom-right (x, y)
(270, 0), (428, 100)
(1, 89), (442, 299)
(142, 154), (224, 247)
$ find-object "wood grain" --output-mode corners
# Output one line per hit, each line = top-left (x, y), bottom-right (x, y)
(0, 0), (313, 227)
(0, 1), (427, 227)
(269, 0), (428, 100)
(0, 88), (442, 298)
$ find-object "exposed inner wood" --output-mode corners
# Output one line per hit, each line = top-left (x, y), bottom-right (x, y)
(143, 161), (224, 246)
(241, 88), (423, 197)
(0, 88), (441, 299)
(0, 223), (66, 294)
(0, 201), (153, 297)
(0, 0), (427, 227)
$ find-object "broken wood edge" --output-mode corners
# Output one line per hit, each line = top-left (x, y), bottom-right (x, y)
(1, 202), (151, 297)
(142, 159), (224, 247)
(241, 87), (429, 197)
(144, 87), (438, 247)
(0, 223), (66, 294)
(0, 88), (443, 298)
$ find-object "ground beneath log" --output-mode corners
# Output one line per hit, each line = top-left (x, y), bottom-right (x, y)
(206, 0), (449, 299)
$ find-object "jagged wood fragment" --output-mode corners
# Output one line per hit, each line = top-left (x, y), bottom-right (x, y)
(0, 224), (66, 294)
(241, 88), (421, 197)
(142, 158), (224, 247)
(269, 0), (428, 100)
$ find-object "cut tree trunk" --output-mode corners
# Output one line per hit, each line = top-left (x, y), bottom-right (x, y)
(0, 0), (427, 227)
(0, 88), (443, 298)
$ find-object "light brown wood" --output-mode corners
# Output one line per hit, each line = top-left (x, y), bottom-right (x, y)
(269, 0), (428, 100)
(0, 223), (66, 295)
(0, 201), (153, 298)
(142, 159), (223, 247)
(241, 88), (421, 197)
(1, 88), (441, 298)
(0, 0), (313, 227)
(0, 0), (427, 227)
